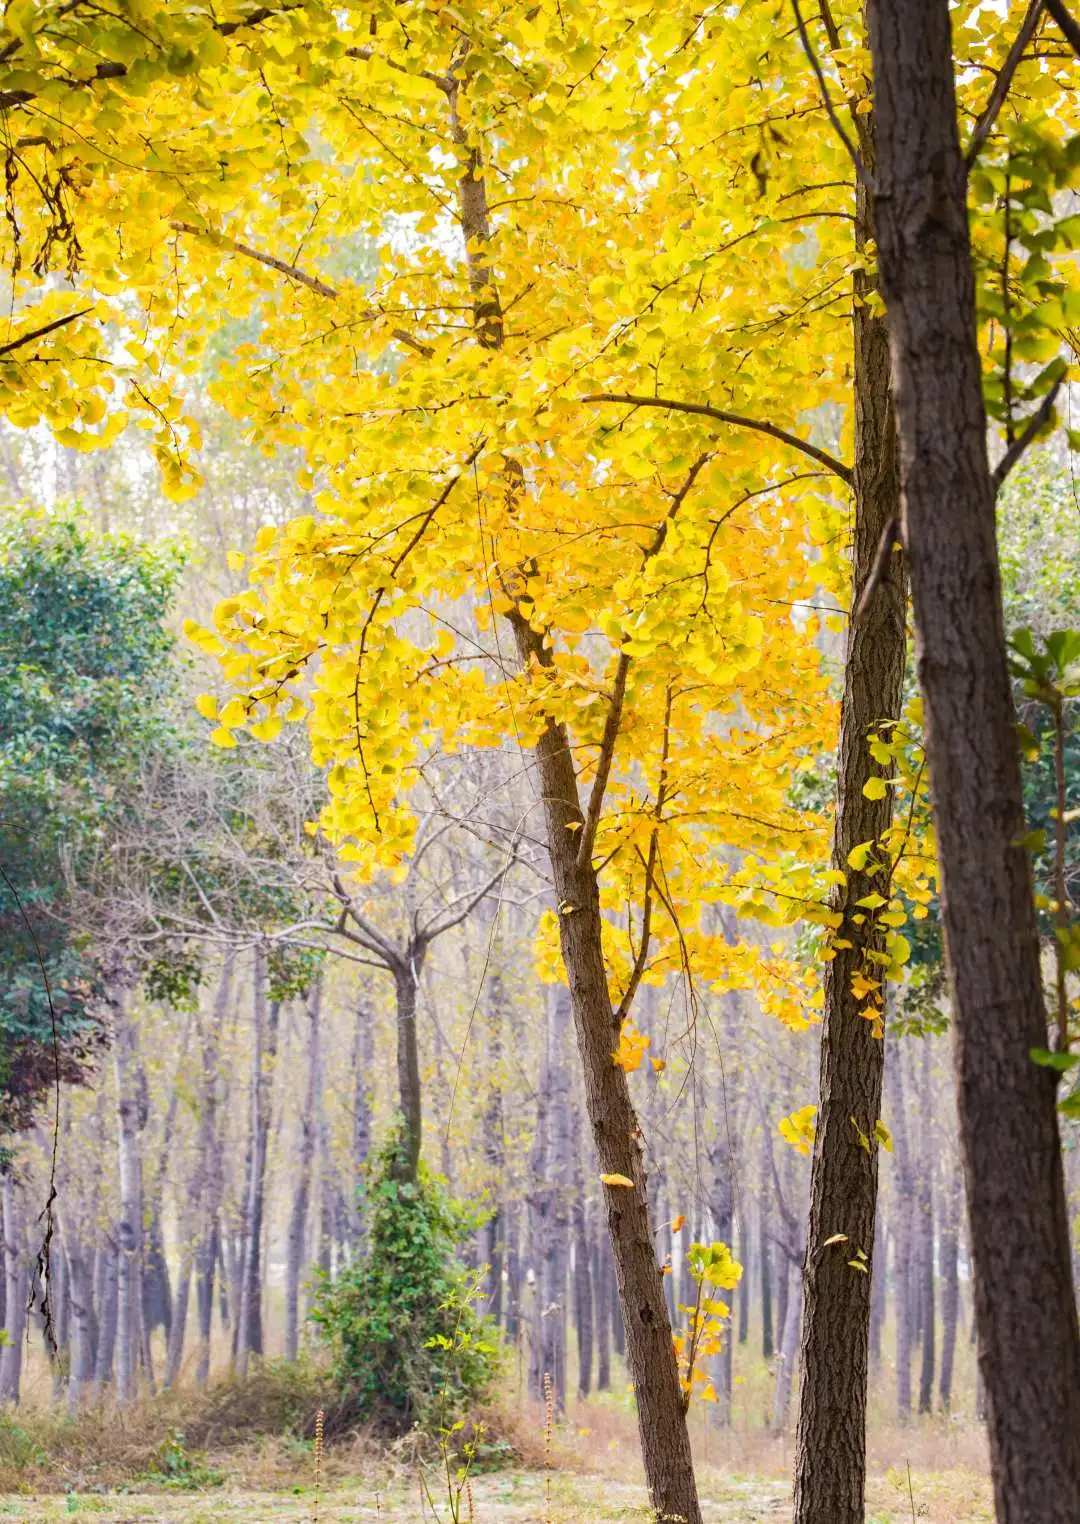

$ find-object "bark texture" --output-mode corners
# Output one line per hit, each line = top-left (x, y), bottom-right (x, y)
(867, 3), (1080, 1513)
(793, 116), (907, 1524)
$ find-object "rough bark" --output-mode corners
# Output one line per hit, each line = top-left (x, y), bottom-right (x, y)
(793, 103), (907, 1522)
(867, 4), (1080, 1512)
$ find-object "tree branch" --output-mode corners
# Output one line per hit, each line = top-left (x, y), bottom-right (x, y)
(1046, 0), (1080, 56)
(965, 0), (1046, 170)
(420, 853), (519, 942)
(790, 0), (871, 189)
(581, 392), (852, 485)
(576, 651), (630, 870)
(169, 221), (434, 356)
(991, 375), (1064, 492)
(0, 307), (92, 358)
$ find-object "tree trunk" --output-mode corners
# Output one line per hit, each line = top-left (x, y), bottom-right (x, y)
(194, 952), (231, 1388)
(0, 1176), (24, 1402)
(793, 102), (907, 1521)
(571, 1113), (593, 1399)
(114, 1007), (144, 1405)
(446, 66), (701, 1516)
(888, 1045), (914, 1421)
(92, 1237), (117, 1390)
(772, 1251), (803, 1432)
(238, 947), (279, 1375)
(917, 1043), (936, 1415)
(510, 609), (701, 1523)
(64, 1233), (94, 1412)
(938, 1158), (961, 1412)
(285, 979), (321, 1362)
(594, 1228), (611, 1392)
(391, 954), (425, 1183)
(709, 1090), (736, 1428)
(482, 977), (505, 1326)
(351, 999), (374, 1252)
(867, 6), (1080, 1511)
(760, 1179), (775, 1361)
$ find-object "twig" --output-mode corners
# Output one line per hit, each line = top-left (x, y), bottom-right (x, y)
(790, 0), (871, 189)
(991, 375), (1064, 491)
(581, 392), (852, 485)
(965, 0), (1046, 169)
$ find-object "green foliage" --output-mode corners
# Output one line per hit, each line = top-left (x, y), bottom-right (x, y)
(312, 1136), (498, 1434)
(0, 507), (181, 1130)
(141, 1431), (225, 1492)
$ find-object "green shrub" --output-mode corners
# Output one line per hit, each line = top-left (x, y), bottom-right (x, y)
(313, 1136), (498, 1434)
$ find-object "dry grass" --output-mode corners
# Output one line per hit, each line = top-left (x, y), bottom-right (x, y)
(0, 1359), (993, 1522)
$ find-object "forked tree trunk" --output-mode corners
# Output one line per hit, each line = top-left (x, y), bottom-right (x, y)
(867, 4), (1080, 1513)
(793, 102), (907, 1523)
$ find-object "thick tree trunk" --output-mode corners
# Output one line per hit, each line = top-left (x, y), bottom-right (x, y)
(0, 1176), (24, 1402)
(867, 6), (1080, 1513)
(793, 109), (907, 1521)
(285, 979), (321, 1362)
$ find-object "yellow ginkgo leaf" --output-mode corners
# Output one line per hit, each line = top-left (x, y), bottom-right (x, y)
(600, 1173), (635, 1189)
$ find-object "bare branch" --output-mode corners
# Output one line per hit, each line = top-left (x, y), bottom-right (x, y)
(965, 0), (1046, 170)
(991, 375), (1064, 491)
(419, 852), (520, 943)
(581, 392), (852, 485)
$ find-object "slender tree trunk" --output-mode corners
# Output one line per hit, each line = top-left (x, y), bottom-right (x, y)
(772, 1251), (803, 1432)
(194, 952), (231, 1389)
(737, 1210), (750, 1347)
(917, 1044), (936, 1415)
(938, 1158), (961, 1412)
(114, 1007), (144, 1405)
(571, 1112), (593, 1399)
(870, 1199), (886, 1370)
(760, 1180), (774, 1361)
(868, 3), (1080, 1515)
(447, 68), (701, 1518)
(391, 954), (424, 1183)
(889, 1046), (914, 1421)
(351, 999), (375, 1254)
(285, 980), (321, 1362)
(793, 105), (907, 1521)
(64, 1235), (94, 1412)
(92, 1237), (117, 1390)
(0, 1176), (24, 1402)
(594, 1226), (611, 1392)
(238, 948), (279, 1374)
(709, 1092), (736, 1428)
(483, 977), (506, 1326)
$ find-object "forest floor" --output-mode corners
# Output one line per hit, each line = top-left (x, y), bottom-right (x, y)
(0, 1463), (994, 1523)
(1, 1366), (994, 1522)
